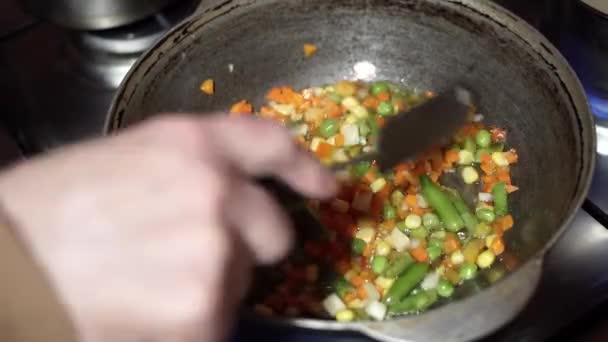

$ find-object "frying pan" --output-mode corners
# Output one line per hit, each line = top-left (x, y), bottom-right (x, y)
(105, 0), (596, 341)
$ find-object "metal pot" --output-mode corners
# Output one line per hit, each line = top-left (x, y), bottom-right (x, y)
(106, 0), (596, 341)
(18, 0), (177, 30)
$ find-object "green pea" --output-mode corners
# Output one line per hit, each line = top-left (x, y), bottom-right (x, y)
(319, 118), (339, 138)
(371, 81), (390, 96)
(396, 220), (408, 231)
(476, 208), (496, 223)
(352, 238), (366, 255)
(428, 238), (444, 250)
(475, 129), (491, 148)
(328, 92), (343, 104)
(377, 101), (395, 116)
(383, 203), (397, 220)
(334, 278), (354, 298)
(372, 256), (388, 274)
(352, 161), (371, 178)
(459, 263), (478, 280)
(437, 279), (455, 297)
(427, 246), (442, 261)
(391, 190), (405, 208)
(410, 227), (428, 240)
(423, 213), (440, 228)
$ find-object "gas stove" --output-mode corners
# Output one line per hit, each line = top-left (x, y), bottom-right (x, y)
(1, 1), (608, 341)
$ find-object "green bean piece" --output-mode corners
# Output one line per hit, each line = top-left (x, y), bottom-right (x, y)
(372, 256), (389, 274)
(389, 290), (438, 313)
(427, 246), (442, 261)
(420, 175), (464, 232)
(367, 117), (380, 136)
(384, 263), (430, 306)
(371, 81), (390, 96)
(463, 137), (477, 154)
(447, 190), (479, 235)
(492, 182), (508, 216)
(377, 101), (395, 117)
(437, 279), (455, 297)
(475, 129), (492, 148)
(352, 161), (371, 178)
(423, 212), (440, 228)
(351, 238), (366, 255)
(384, 254), (414, 278)
(358, 120), (370, 137)
(476, 207), (496, 223)
(459, 263), (478, 280)
(383, 203), (397, 220)
(334, 278), (354, 298)
(319, 118), (339, 138)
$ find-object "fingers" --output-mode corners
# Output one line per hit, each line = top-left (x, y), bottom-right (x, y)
(224, 179), (294, 265)
(204, 116), (337, 200)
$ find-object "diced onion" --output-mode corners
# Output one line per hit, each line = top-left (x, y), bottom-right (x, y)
(410, 238), (421, 249)
(370, 178), (387, 193)
(388, 228), (410, 252)
(310, 137), (324, 152)
(342, 124), (360, 146)
(351, 105), (369, 118)
(355, 227), (376, 243)
(352, 191), (373, 213)
(416, 194), (428, 209)
(333, 148), (349, 162)
(478, 192), (493, 202)
(492, 152), (509, 167)
(363, 283), (380, 302)
(365, 301), (388, 321)
(458, 150), (474, 165)
(323, 294), (346, 316)
(462, 166), (479, 184)
(421, 271), (440, 290)
(270, 102), (295, 116)
(290, 124), (309, 136)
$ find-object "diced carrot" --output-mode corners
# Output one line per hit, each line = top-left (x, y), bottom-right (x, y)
(315, 142), (333, 159)
(495, 214), (514, 231)
(383, 219), (396, 230)
(394, 171), (409, 186)
(376, 116), (386, 128)
(491, 236), (505, 256)
(377, 92), (391, 101)
(430, 150), (444, 171)
(200, 78), (214, 95)
(496, 171), (511, 185)
(460, 123), (481, 137)
(407, 185), (418, 195)
(412, 207), (425, 216)
(303, 43), (318, 57)
(351, 275), (364, 287)
(363, 171), (376, 184)
(506, 184), (519, 193)
(344, 291), (357, 303)
(445, 268), (461, 285)
(230, 99), (254, 114)
(393, 99), (406, 112)
(360, 270), (373, 281)
(363, 96), (380, 109)
(326, 102), (344, 118)
(410, 246), (429, 263)
(405, 194), (417, 208)
(394, 163), (410, 173)
(334, 134), (345, 147)
(356, 286), (369, 300)
(491, 127), (507, 143)
(480, 153), (492, 164)
(259, 105), (280, 119)
(504, 150), (519, 164)
(444, 233), (461, 254)
(480, 161), (495, 175)
(444, 149), (460, 165)
(430, 171), (441, 183)
(266, 86), (304, 105)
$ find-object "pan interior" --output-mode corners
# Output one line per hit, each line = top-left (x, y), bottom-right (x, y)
(113, 0), (587, 314)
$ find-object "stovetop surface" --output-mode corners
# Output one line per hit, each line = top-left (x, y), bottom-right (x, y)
(2, 1), (608, 341)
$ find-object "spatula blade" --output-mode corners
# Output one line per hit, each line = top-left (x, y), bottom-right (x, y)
(376, 85), (474, 172)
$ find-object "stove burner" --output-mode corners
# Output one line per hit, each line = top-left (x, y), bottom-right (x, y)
(69, 0), (198, 88)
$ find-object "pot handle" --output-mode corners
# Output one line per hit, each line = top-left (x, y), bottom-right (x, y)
(355, 259), (543, 342)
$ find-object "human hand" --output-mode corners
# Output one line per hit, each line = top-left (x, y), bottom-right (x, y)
(0, 114), (336, 342)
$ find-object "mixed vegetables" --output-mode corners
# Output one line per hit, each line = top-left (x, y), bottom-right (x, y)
(225, 80), (519, 322)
